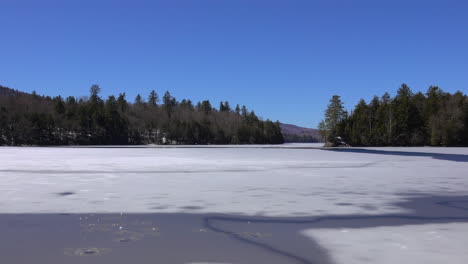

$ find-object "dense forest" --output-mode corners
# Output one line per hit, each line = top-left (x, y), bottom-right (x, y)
(319, 84), (468, 146)
(282, 133), (320, 143)
(0, 85), (284, 145)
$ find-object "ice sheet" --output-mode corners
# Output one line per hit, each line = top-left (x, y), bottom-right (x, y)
(303, 223), (468, 264)
(0, 145), (467, 215)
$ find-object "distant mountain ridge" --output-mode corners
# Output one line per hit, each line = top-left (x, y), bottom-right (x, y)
(279, 123), (323, 143)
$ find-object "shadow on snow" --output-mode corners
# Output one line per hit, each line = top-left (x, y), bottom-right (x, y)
(322, 148), (468, 162)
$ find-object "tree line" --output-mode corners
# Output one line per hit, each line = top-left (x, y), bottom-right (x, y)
(283, 134), (320, 143)
(319, 84), (468, 146)
(0, 85), (284, 145)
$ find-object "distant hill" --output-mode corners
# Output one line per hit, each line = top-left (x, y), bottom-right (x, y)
(280, 123), (323, 143)
(0, 85), (26, 96)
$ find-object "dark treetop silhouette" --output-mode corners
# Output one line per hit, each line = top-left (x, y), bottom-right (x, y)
(319, 84), (468, 147)
(0, 85), (283, 145)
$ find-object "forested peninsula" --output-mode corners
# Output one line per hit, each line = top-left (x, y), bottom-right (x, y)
(319, 84), (468, 146)
(0, 85), (284, 145)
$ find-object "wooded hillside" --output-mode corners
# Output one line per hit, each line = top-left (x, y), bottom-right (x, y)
(280, 123), (322, 143)
(319, 84), (468, 146)
(0, 85), (284, 145)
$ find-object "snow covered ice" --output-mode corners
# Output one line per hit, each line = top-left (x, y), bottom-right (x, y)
(1, 144), (468, 263)
(305, 223), (468, 264)
(1, 145), (467, 215)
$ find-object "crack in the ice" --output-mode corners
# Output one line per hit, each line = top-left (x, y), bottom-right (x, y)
(0, 163), (379, 175)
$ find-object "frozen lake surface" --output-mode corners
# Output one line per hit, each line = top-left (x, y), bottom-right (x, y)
(1, 144), (467, 215)
(1, 144), (468, 263)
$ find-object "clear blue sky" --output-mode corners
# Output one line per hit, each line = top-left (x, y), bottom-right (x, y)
(1, 0), (467, 128)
